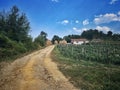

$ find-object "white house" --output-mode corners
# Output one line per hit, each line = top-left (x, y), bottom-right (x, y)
(71, 39), (89, 45)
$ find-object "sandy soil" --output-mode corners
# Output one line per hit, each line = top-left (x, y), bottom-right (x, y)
(0, 45), (79, 90)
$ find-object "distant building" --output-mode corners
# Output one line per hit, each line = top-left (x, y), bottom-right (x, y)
(54, 40), (58, 44)
(46, 40), (52, 46)
(71, 39), (89, 45)
(59, 39), (67, 45)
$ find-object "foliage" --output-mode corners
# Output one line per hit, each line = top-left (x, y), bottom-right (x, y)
(63, 36), (71, 43)
(52, 44), (120, 90)
(0, 6), (42, 62)
(81, 29), (120, 41)
(51, 35), (62, 44)
(0, 6), (30, 43)
(34, 31), (47, 47)
(63, 35), (81, 43)
(56, 43), (120, 65)
(0, 34), (27, 61)
(63, 29), (120, 42)
(112, 34), (120, 41)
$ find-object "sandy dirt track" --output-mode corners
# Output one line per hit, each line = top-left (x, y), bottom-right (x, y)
(0, 45), (79, 90)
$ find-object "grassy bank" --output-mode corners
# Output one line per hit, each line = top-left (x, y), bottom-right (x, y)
(52, 45), (120, 90)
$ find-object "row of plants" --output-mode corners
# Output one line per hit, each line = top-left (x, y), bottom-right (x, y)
(52, 43), (120, 90)
(56, 42), (120, 65)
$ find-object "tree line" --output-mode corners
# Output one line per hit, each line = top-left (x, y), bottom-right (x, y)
(52, 29), (120, 43)
(0, 6), (120, 61)
(0, 6), (47, 61)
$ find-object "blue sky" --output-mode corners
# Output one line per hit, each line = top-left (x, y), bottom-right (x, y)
(0, 0), (120, 39)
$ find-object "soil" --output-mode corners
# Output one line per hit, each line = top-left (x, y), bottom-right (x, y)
(0, 45), (79, 90)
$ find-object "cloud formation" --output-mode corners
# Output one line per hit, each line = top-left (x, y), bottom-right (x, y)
(109, 0), (118, 4)
(58, 20), (80, 25)
(96, 26), (111, 33)
(51, 0), (59, 3)
(94, 12), (120, 24)
(61, 20), (69, 25)
(118, 11), (120, 15)
(73, 26), (111, 34)
(83, 19), (89, 25)
(73, 27), (87, 33)
(75, 20), (79, 24)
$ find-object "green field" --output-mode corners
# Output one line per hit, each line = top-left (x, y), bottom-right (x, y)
(52, 43), (120, 90)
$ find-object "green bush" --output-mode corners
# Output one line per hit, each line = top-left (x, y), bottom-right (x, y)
(0, 34), (27, 61)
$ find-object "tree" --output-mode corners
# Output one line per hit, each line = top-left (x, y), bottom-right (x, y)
(0, 6), (30, 42)
(112, 34), (120, 41)
(81, 29), (94, 40)
(0, 10), (8, 35)
(52, 35), (62, 44)
(81, 29), (109, 40)
(63, 34), (81, 43)
(40, 31), (47, 40)
(63, 36), (71, 43)
(34, 31), (47, 47)
(0, 6), (37, 61)
(107, 31), (113, 37)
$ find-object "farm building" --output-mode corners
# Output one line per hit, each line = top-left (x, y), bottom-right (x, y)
(46, 40), (52, 46)
(71, 39), (89, 45)
(54, 40), (58, 44)
(59, 39), (67, 45)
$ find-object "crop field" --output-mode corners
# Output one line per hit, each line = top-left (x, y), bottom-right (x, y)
(52, 42), (120, 90)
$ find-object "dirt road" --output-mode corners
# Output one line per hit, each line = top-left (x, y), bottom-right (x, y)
(0, 45), (78, 90)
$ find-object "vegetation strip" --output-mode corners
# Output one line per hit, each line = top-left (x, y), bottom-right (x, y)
(52, 44), (120, 90)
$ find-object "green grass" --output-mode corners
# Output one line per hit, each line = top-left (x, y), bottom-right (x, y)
(52, 46), (120, 90)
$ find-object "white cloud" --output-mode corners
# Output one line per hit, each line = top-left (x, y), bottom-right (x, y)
(51, 0), (59, 2)
(75, 20), (79, 24)
(109, 0), (118, 4)
(73, 27), (87, 33)
(96, 26), (111, 33)
(73, 26), (111, 34)
(73, 27), (77, 31)
(94, 12), (120, 24)
(118, 11), (120, 15)
(83, 19), (89, 25)
(61, 20), (69, 25)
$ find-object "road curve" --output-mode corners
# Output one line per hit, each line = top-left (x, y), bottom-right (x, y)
(0, 45), (78, 90)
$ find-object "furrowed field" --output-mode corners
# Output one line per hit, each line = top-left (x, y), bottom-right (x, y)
(52, 42), (120, 90)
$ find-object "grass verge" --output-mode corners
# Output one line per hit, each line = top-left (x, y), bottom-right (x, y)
(51, 46), (120, 90)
